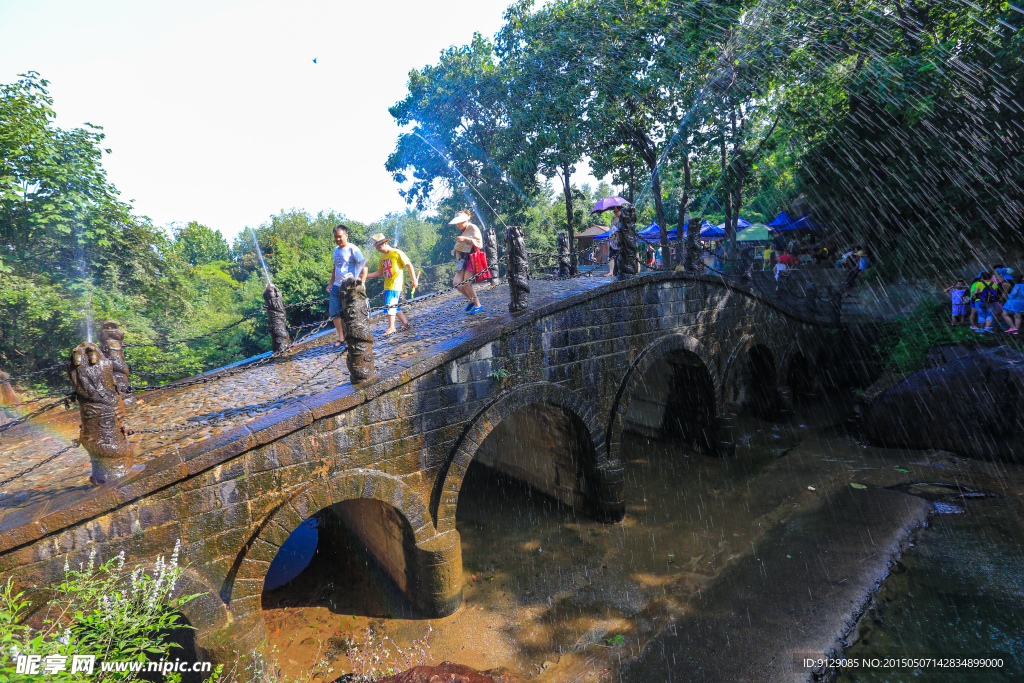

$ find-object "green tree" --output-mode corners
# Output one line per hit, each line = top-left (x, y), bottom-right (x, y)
(168, 221), (230, 267)
(0, 72), (145, 280)
(498, 0), (594, 272)
(386, 33), (538, 235)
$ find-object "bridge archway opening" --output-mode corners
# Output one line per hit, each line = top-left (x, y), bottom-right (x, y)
(455, 402), (596, 599)
(261, 499), (419, 620)
(620, 348), (717, 455)
(785, 351), (813, 405)
(463, 402), (596, 514)
(727, 344), (779, 419)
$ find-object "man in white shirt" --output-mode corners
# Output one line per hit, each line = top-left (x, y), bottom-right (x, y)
(325, 224), (367, 349)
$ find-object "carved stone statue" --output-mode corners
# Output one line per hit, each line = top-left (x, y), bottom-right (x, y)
(0, 370), (19, 408)
(67, 342), (134, 484)
(557, 232), (571, 277)
(98, 321), (131, 399)
(504, 226), (530, 313)
(338, 281), (377, 386)
(685, 217), (701, 272)
(617, 206), (639, 279)
(484, 229), (501, 283)
(263, 283), (291, 352)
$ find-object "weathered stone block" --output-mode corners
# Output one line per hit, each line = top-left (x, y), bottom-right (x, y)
(182, 503), (252, 546)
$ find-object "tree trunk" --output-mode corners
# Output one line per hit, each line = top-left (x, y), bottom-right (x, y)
(652, 166), (668, 262)
(628, 159), (635, 204)
(720, 116), (734, 261)
(562, 164), (578, 275)
(728, 106), (741, 260)
(675, 154), (692, 268)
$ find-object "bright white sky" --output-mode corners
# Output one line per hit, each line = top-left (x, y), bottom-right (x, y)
(0, 0), (601, 243)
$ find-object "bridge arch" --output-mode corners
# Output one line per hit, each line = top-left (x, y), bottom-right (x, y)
(779, 338), (818, 404)
(434, 381), (619, 529)
(229, 469), (459, 634)
(720, 334), (784, 418)
(607, 333), (720, 460)
(166, 568), (237, 665)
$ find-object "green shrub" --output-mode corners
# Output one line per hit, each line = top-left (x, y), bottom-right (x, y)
(875, 299), (974, 375)
(0, 543), (221, 682)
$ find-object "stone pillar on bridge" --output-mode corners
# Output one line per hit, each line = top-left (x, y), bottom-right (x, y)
(505, 225), (530, 314)
(684, 217), (701, 272)
(617, 207), (639, 280)
(338, 281), (377, 387)
(98, 321), (131, 400)
(0, 370), (18, 409)
(485, 228), (500, 284)
(263, 282), (291, 353)
(67, 342), (135, 484)
(557, 232), (571, 277)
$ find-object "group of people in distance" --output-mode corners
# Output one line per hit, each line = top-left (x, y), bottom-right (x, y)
(324, 211), (486, 350)
(758, 241), (869, 287)
(946, 267), (1024, 334)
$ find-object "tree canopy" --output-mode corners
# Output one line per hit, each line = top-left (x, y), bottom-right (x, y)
(385, 0), (1024, 267)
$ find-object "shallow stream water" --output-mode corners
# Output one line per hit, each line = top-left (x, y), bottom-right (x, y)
(835, 495), (1024, 683)
(260, 396), (1024, 682)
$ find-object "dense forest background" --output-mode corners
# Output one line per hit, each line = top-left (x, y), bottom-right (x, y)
(3, 0), (1023, 391)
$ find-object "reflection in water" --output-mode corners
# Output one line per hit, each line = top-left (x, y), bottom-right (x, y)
(264, 517), (318, 591)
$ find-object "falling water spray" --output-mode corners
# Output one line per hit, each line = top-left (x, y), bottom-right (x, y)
(73, 224), (95, 343)
(249, 227), (273, 286)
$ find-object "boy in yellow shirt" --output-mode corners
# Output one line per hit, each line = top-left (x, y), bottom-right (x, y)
(366, 233), (418, 336)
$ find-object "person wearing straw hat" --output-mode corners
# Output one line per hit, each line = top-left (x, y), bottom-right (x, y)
(365, 233), (418, 336)
(450, 211), (484, 314)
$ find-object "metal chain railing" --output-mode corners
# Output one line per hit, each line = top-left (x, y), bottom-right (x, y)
(0, 244), (844, 448)
(123, 309), (265, 349)
(0, 443), (79, 487)
(7, 388), (75, 404)
(0, 394), (73, 436)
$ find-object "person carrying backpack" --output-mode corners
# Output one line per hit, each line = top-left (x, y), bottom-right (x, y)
(1003, 270), (1024, 334)
(971, 271), (998, 333)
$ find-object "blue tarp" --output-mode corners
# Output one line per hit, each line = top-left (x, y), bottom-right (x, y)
(638, 223), (677, 242)
(771, 213), (824, 232)
(715, 217), (752, 230)
(593, 222), (677, 241)
(767, 211), (795, 227)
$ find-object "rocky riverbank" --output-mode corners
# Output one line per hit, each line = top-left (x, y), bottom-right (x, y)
(859, 345), (1024, 462)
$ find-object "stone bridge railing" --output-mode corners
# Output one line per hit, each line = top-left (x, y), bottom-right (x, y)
(0, 270), (847, 669)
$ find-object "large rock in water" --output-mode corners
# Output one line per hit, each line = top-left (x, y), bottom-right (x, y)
(376, 663), (525, 683)
(861, 346), (1024, 461)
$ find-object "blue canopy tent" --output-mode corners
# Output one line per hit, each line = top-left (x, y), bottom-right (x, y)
(715, 217), (752, 230)
(771, 213), (824, 232)
(638, 223), (677, 242)
(766, 211), (796, 229)
(593, 222), (678, 241)
(699, 219), (724, 238)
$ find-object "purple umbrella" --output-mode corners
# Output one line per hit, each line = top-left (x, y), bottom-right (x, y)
(590, 196), (631, 214)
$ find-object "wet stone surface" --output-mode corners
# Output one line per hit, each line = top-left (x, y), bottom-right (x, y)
(0, 278), (606, 519)
(260, 402), (1024, 683)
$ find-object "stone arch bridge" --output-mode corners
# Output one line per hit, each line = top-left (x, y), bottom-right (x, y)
(0, 272), (843, 664)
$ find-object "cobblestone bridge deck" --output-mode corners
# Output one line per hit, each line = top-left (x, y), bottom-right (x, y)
(0, 270), (847, 665)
